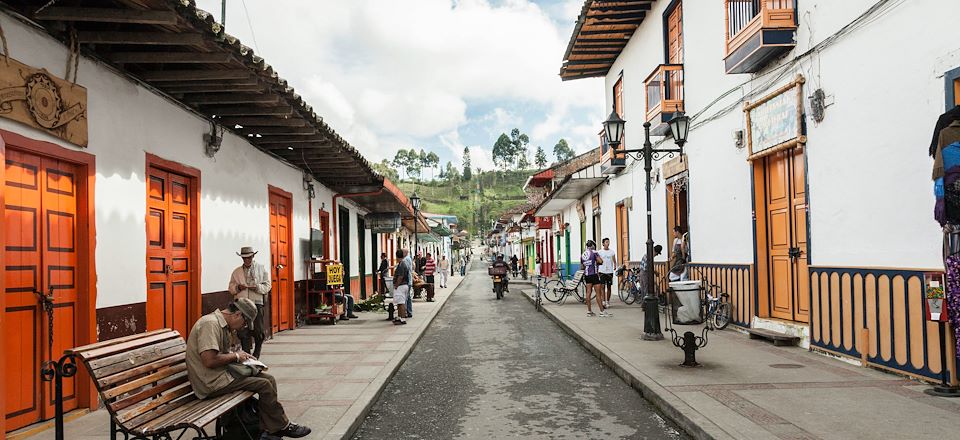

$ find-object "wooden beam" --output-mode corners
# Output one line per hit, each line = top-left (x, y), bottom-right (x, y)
(564, 58), (617, 66)
(240, 126), (316, 135)
(108, 51), (232, 64)
(256, 137), (328, 145)
(185, 93), (280, 105)
(221, 117), (306, 127)
(200, 105), (292, 117)
(78, 32), (203, 45)
(35, 7), (179, 25)
(139, 70), (250, 81)
(166, 84), (265, 94)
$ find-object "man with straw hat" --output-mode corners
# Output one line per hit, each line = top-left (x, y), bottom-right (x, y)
(229, 246), (271, 358)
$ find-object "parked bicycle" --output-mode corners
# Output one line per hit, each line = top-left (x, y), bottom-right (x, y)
(702, 283), (731, 329)
(616, 265), (639, 305)
(543, 270), (586, 304)
(532, 274), (547, 312)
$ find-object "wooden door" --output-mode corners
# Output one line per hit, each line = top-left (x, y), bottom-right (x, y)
(269, 190), (292, 332)
(764, 149), (808, 322)
(146, 166), (193, 337)
(4, 150), (80, 430)
(667, 2), (683, 64)
(615, 203), (629, 266)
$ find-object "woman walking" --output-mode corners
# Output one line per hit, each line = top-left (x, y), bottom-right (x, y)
(581, 240), (610, 317)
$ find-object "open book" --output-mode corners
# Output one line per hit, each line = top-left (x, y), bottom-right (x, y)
(243, 358), (268, 370)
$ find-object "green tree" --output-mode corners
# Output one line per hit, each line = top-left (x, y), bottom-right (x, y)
(444, 160), (460, 183)
(462, 146), (473, 181)
(554, 138), (575, 163)
(373, 158), (399, 181)
(492, 133), (512, 171)
(509, 128), (530, 169)
(535, 146), (548, 169)
(426, 151), (440, 180)
(392, 149), (410, 180)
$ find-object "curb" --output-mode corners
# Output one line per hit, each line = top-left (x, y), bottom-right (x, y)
(324, 272), (468, 440)
(519, 288), (734, 440)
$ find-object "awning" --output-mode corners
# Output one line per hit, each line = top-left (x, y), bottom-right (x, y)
(431, 225), (452, 236)
(534, 175), (606, 216)
(416, 233), (440, 243)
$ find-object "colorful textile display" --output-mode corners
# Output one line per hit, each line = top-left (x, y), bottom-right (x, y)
(945, 254), (960, 363)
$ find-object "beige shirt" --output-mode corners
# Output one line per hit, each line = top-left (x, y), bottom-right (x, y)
(185, 310), (234, 399)
(228, 262), (271, 305)
(440, 259), (450, 271)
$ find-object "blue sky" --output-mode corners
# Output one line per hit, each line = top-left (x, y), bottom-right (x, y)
(196, 0), (606, 172)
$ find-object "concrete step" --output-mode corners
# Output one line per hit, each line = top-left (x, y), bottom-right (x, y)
(746, 327), (801, 346)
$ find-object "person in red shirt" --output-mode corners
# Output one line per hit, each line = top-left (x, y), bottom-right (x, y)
(424, 253), (437, 285)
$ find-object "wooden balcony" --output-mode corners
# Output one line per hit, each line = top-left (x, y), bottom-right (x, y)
(724, 0), (797, 74)
(644, 64), (683, 136)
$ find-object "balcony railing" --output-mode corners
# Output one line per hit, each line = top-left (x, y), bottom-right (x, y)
(644, 64), (684, 124)
(725, 0), (796, 56)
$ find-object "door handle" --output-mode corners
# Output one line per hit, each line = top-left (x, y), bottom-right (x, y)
(788, 247), (802, 260)
(165, 264), (173, 275)
(276, 264), (284, 270)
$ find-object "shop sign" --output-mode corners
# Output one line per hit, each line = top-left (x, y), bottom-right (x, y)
(745, 75), (805, 160)
(662, 154), (687, 179)
(365, 212), (401, 233)
(536, 216), (553, 229)
(576, 201), (585, 222)
(326, 264), (344, 286)
(0, 56), (88, 147)
(591, 192), (601, 214)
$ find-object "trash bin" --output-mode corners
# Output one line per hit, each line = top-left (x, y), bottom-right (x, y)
(670, 280), (702, 324)
(383, 276), (394, 295)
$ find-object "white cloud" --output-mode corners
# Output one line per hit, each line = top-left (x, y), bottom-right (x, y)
(197, 0), (605, 164)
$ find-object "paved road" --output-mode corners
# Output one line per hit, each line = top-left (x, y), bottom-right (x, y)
(352, 261), (688, 440)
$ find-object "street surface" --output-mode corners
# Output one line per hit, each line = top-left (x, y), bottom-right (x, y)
(352, 261), (687, 439)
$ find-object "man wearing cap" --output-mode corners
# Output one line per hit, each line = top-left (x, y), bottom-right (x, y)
(229, 246), (271, 358)
(186, 298), (311, 439)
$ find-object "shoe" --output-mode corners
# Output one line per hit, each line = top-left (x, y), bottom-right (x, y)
(599, 311), (613, 317)
(277, 422), (312, 438)
(260, 432), (281, 440)
(393, 320), (406, 325)
(339, 315), (350, 321)
(347, 314), (359, 319)
(587, 311), (596, 317)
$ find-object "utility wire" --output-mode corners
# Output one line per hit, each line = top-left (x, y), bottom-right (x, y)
(240, 0), (260, 53)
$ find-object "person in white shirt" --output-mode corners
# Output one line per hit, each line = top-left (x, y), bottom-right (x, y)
(597, 238), (618, 307)
(439, 255), (450, 288)
(228, 246), (271, 358)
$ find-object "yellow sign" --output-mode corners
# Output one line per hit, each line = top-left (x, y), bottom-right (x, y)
(326, 264), (344, 286)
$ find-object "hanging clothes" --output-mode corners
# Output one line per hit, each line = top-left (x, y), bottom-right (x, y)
(934, 121), (960, 180)
(930, 106), (960, 157)
(940, 142), (960, 226)
(945, 254), (960, 363)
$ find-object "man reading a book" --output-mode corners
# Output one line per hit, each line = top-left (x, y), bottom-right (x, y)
(185, 298), (311, 439)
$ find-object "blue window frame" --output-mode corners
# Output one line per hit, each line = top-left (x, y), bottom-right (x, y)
(945, 66), (960, 110)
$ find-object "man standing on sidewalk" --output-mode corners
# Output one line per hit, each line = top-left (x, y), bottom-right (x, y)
(377, 252), (389, 294)
(439, 255), (450, 288)
(424, 253), (437, 286)
(597, 238), (617, 308)
(228, 246), (270, 359)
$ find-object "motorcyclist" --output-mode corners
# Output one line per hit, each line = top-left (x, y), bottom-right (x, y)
(491, 254), (510, 293)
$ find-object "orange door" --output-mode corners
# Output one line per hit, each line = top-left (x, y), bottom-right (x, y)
(269, 190), (292, 332)
(146, 167), (193, 337)
(4, 150), (80, 430)
(615, 203), (629, 266)
(764, 149), (809, 322)
(667, 2), (683, 64)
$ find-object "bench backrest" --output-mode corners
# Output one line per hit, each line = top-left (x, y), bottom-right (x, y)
(67, 329), (197, 429)
(570, 270), (584, 286)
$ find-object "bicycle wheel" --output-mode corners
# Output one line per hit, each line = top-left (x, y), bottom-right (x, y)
(618, 280), (635, 304)
(711, 302), (732, 330)
(574, 283), (586, 303)
(543, 280), (564, 303)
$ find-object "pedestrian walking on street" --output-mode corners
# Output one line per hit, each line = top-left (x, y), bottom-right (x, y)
(424, 253), (437, 285)
(393, 249), (411, 325)
(581, 240), (609, 317)
(228, 246), (270, 359)
(185, 298), (311, 439)
(669, 226), (688, 282)
(377, 252), (389, 294)
(439, 255), (450, 288)
(404, 250), (415, 318)
(598, 238), (617, 307)
(460, 255), (467, 276)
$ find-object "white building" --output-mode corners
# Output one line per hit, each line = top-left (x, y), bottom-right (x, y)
(0, 2), (422, 433)
(551, 0), (960, 384)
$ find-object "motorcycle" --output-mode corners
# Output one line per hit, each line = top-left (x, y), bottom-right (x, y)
(488, 264), (508, 300)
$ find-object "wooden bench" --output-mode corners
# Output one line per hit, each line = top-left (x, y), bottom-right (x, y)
(66, 329), (254, 440)
(557, 270), (585, 295)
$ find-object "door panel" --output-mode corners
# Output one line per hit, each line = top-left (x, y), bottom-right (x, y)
(4, 150), (80, 430)
(269, 191), (292, 332)
(667, 2), (683, 64)
(766, 151), (794, 320)
(146, 166), (193, 337)
(791, 148), (810, 322)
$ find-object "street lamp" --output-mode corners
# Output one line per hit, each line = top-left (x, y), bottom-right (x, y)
(603, 109), (689, 341)
(411, 193), (421, 258)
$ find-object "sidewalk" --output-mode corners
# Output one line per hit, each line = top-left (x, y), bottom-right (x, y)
(520, 286), (960, 440)
(15, 274), (464, 440)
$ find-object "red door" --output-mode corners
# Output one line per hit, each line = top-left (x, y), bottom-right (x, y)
(4, 150), (80, 430)
(146, 166), (194, 337)
(269, 189), (293, 332)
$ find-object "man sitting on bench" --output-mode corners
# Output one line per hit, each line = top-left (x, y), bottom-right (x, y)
(412, 271), (435, 302)
(186, 298), (311, 440)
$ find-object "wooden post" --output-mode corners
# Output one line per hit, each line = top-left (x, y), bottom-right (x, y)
(860, 328), (870, 367)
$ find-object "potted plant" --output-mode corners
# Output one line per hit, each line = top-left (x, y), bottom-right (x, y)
(926, 283), (947, 321)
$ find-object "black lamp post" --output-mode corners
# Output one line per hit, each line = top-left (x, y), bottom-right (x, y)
(411, 193), (421, 258)
(603, 109), (689, 341)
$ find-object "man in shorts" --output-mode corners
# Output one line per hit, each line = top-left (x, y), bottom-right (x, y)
(597, 238), (618, 308)
(392, 249), (411, 325)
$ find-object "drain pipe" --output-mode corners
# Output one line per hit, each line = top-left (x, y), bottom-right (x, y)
(332, 189), (384, 261)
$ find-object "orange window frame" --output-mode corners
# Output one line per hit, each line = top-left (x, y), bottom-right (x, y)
(954, 78), (960, 106)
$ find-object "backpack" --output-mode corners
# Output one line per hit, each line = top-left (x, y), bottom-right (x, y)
(219, 397), (261, 440)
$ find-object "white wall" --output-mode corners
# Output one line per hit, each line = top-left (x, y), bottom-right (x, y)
(0, 14), (339, 309)
(597, 0), (960, 270)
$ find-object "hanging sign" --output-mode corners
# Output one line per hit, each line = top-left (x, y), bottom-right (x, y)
(576, 201), (586, 223)
(326, 264), (344, 286)
(744, 75), (805, 160)
(0, 56), (87, 147)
